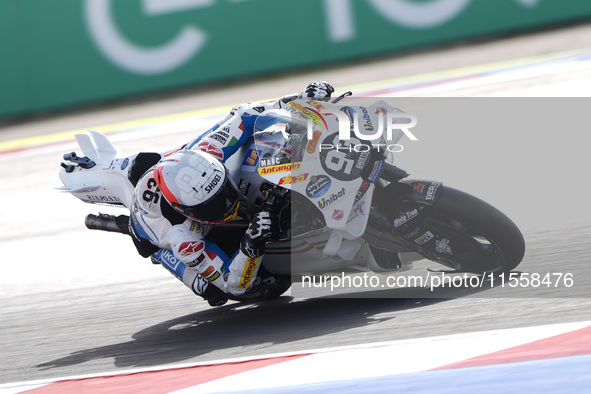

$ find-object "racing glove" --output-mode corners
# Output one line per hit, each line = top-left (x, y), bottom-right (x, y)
(240, 211), (273, 258)
(299, 81), (334, 101)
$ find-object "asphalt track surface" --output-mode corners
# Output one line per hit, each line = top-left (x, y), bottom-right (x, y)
(1, 23), (591, 387)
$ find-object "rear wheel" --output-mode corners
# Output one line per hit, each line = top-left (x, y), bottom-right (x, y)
(415, 187), (525, 273)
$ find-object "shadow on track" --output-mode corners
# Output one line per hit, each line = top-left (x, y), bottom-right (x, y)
(36, 284), (492, 371)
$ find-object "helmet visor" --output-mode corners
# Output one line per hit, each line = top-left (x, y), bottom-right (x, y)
(171, 169), (240, 223)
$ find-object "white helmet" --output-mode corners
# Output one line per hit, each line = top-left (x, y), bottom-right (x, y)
(153, 149), (239, 223)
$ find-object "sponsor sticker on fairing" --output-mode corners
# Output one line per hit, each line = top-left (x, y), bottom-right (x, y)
(347, 200), (367, 223)
(278, 173), (309, 185)
(242, 149), (259, 167)
(317, 187), (346, 209)
(368, 159), (384, 183)
(257, 162), (301, 176)
(414, 231), (434, 245)
(436, 238), (453, 255)
(394, 209), (418, 228)
(353, 182), (369, 204)
(286, 101), (328, 130)
(426, 182), (441, 201)
(120, 158), (129, 170)
(306, 130), (321, 154)
(305, 175), (331, 198)
(332, 209), (344, 221)
(86, 195), (122, 203)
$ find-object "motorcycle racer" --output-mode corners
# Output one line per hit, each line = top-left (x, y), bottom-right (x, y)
(129, 82), (334, 306)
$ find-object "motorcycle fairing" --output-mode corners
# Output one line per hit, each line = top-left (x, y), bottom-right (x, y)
(58, 130), (137, 208)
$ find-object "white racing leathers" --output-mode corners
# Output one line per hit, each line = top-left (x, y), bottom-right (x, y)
(130, 100), (282, 297)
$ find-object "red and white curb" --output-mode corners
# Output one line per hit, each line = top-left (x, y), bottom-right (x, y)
(2, 320), (590, 393)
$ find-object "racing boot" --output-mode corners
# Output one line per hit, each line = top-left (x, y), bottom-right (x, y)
(202, 284), (228, 307)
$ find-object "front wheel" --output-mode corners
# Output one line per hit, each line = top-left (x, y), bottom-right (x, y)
(402, 186), (525, 274)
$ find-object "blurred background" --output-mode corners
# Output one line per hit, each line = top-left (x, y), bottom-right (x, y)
(1, 0), (591, 125)
(1, 0), (591, 387)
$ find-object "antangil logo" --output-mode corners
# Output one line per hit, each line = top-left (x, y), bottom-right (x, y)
(257, 162), (301, 176)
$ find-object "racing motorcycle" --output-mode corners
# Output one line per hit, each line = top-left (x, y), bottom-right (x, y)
(58, 93), (525, 303)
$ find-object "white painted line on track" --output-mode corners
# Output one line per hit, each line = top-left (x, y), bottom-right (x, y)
(177, 320), (591, 393)
(2, 320), (589, 394)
